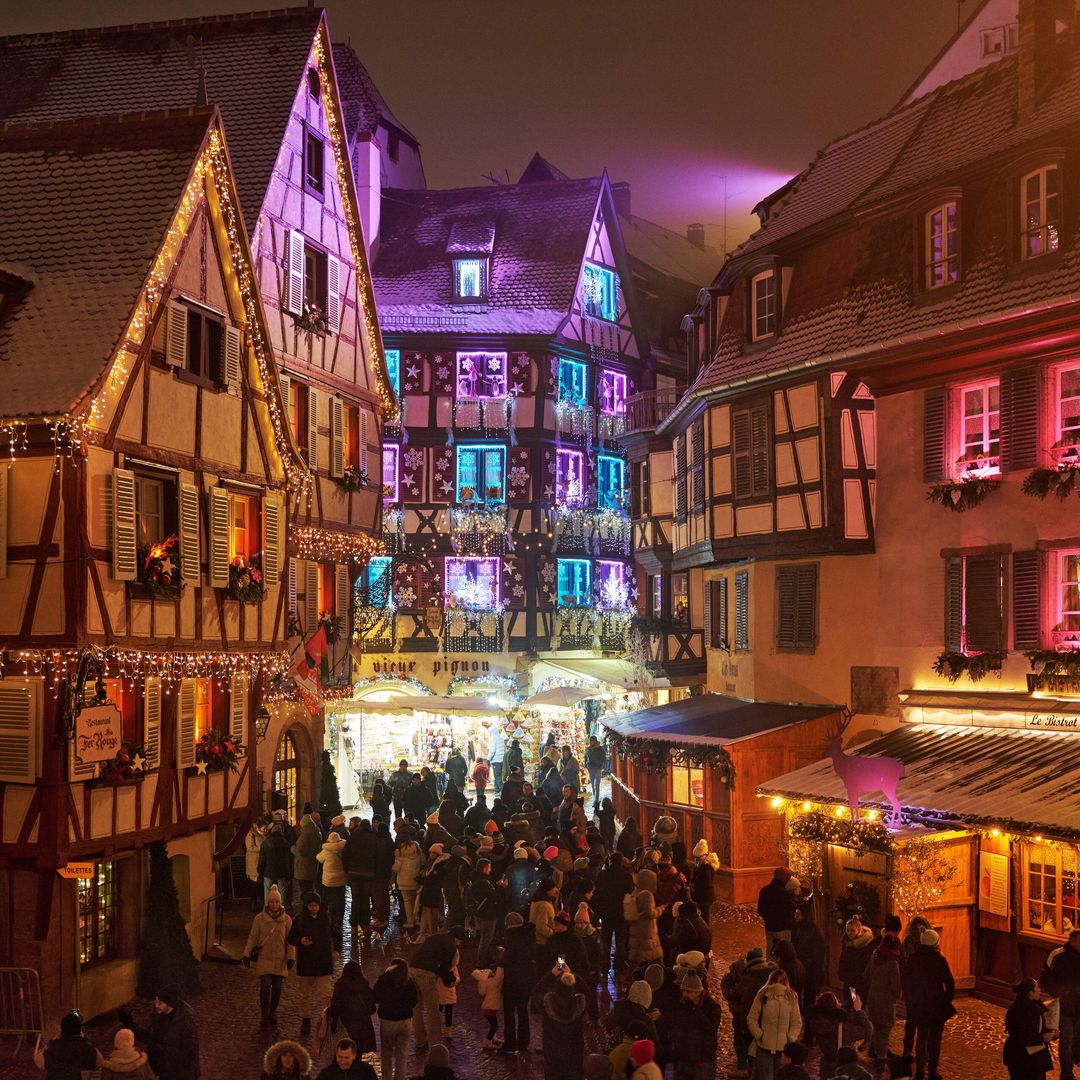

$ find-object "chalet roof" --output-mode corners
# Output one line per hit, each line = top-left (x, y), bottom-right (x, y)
(0, 108), (214, 418)
(333, 39), (418, 146)
(373, 178), (603, 335)
(0, 7), (322, 234)
(757, 722), (1080, 839)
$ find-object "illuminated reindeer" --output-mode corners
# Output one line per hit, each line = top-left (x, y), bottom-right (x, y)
(828, 712), (906, 826)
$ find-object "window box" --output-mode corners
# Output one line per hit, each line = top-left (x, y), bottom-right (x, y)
(193, 728), (244, 775)
(137, 534), (183, 598)
(926, 474), (999, 512)
(1021, 463), (1080, 501)
(228, 553), (265, 604)
(294, 302), (330, 336)
(931, 649), (1005, 683)
(93, 742), (148, 785)
(334, 464), (369, 495)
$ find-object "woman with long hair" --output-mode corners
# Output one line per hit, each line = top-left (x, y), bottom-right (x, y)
(327, 960), (376, 1059)
(746, 969), (802, 1080)
(1003, 978), (1055, 1080)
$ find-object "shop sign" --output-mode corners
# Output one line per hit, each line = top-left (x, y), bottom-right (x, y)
(57, 863), (96, 880)
(369, 659), (418, 675)
(74, 703), (122, 763)
(433, 660), (491, 676)
(978, 851), (1009, 916)
(1025, 711), (1080, 731)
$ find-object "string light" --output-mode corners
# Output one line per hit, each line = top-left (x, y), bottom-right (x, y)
(293, 525), (384, 563)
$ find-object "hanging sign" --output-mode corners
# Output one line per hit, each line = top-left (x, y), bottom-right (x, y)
(57, 863), (96, 880)
(978, 850), (1009, 916)
(74, 703), (122, 763)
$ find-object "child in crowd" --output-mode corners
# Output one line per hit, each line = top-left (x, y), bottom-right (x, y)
(471, 945), (506, 1050)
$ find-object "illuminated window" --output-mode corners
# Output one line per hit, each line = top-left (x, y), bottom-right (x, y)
(925, 202), (959, 288)
(135, 475), (168, 548)
(453, 258), (486, 299)
(365, 556), (393, 609)
(672, 572), (690, 628)
(228, 492), (260, 562)
(597, 560), (629, 609)
(78, 861), (116, 966)
(599, 369), (628, 416)
(446, 557), (501, 610)
(1021, 165), (1061, 259)
(751, 270), (776, 341)
(557, 559), (591, 606)
(651, 574), (663, 617)
(319, 562), (335, 616)
(1057, 365), (1080, 445)
(670, 764), (704, 808)
(384, 349), (401, 396)
(556, 449), (585, 505)
(582, 262), (618, 320)
(274, 730), (299, 822)
(955, 380), (1000, 473)
(598, 455), (627, 511)
(303, 247), (328, 314)
(382, 444), (399, 502)
(193, 678), (212, 741)
(456, 352), (507, 399)
(344, 402), (360, 469)
(558, 358), (588, 405)
(1024, 842), (1079, 939)
(1056, 551), (1080, 636)
(456, 445), (506, 502)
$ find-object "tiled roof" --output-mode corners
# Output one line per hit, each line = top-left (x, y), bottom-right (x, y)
(373, 178), (603, 335)
(333, 40), (417, 145)
(0, 8), (321, 233)
(620, 213), (723, 289)
(0, 109), (213, 418)
(758, 722), (1080, 837)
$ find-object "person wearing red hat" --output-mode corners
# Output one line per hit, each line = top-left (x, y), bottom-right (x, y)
(629, 1039), (663, 1080)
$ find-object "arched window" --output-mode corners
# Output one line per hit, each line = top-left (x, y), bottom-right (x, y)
(274, 730), (299, 821)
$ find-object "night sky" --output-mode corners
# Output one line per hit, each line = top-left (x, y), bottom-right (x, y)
(1, 0), (974, 252)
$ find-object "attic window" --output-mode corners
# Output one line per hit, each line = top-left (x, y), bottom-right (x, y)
(453, 258), (487, 300)
(304, 128), (325, 198)
(307, 68), (320, 99)
(582, 263), (618, 321)
(750, 270), (777, 341)
(1021, 165), (1061, 260)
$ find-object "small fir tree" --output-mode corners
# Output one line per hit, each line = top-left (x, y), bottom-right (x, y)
(319, 749), (343, 820)
(136, 841), (202, 999)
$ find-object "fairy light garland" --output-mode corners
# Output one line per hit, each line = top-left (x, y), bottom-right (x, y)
(293, 525), (383, 563)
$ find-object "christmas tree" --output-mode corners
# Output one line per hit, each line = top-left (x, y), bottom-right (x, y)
(136, 841), (201, 999)
(318, 749), (343, 820)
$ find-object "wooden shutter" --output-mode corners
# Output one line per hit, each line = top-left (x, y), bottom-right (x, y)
(143, 678), (162, 770)
(703, 577), (713, 645)
(717, 576), (729, 648)
(286, 231), (305, 315)
(965, 553), (1004, 652)
(304, 560), (321, 633)
(922, 387), (946, 482)
(674, 436), (687, 520)
(1001, 367), (1040, 472)
(750, 402), (770, 496)
(360, 410), (369, 481)
(777, 564), (817, 649)
(229, 675), (248, 755)
(0, 680), (40, 784)
(335, 562), (350, 621)
(279, 373), (292, 417)
(307, 386), (319, 470)
(176, 679), (197, 769)
(0, 467), (8, 579)
(1013, 549), (1043, 650)
(945, 556), (963, 650)
(263, 497), (281, 591)
(208, 486), (230, 588)
(330, 397), (345, 479)
(165, 300), (187, 367)
(733, 408), (751, 496)
(735, 571), (749, 650)
(327, 254), (341, 332)
(691, 420), (706, 506)
(179, 482), (201, 584)
(111, 467), (137, 582)
(223, 324), (242, 390)
(288, 557), (299, 623)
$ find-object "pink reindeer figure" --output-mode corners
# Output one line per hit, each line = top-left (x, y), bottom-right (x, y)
(828, 713), (906, 826)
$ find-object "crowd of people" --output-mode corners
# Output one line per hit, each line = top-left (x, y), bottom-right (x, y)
(31, 735), (1080, 1080)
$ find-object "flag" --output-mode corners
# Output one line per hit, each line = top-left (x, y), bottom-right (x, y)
(289, 628), (327, 717)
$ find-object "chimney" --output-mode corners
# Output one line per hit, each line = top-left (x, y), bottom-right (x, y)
(686, 223), (706, 250)
(1018, 0), (1057, 116)
(354, 135), (383, 256)
(611, 181), (631, 218)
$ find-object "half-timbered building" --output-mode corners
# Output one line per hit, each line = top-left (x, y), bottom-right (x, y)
(0, 106), (301, 1019)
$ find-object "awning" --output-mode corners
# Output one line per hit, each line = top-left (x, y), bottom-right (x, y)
(540, 657), (665, 689)
(334, 695), (506, 716)
(524, 686), (600, 708)
(601, 693), (841, 747)
(757, 722), (1080, 838)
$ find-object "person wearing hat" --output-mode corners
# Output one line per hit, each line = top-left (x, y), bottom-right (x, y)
(118, 985), (199, 1080)
(757, 867), (797, 957)
(417, 843), (451, 943)
(390, 834), (425, 937)
(444, 747), (468, 792)
(261, 1038), (312, 1079)
(503, 846), (538, 916)
(287, 892), (340, 1036)
(901, 928), (955, 1080)
(690, 838), (718, 913)
(628, 1037), (663, 1080)
(1004, 977), (1056, 1080)
(625, 868), (663, 966)
(33, 1011), (102, 1078)
(99, 1028), (153, 1079)
(669, 901), (712, 963)
(666, 969), (723, 1080)
(410, 926), (467, 1053)
(244, 883), (296, 1026)
(541, 967), (588, 1080)
(606, 980), (659, 1049)
(722, 946), (777, 1076)
(313, 1038), (375, 1080)
(529, 878), (560, 950)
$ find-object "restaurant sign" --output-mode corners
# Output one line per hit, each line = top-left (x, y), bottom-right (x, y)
(74, 703), (123, 763)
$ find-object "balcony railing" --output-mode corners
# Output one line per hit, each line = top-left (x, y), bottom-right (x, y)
(443, 608), (504, 653)
(624, 388), (681, 433)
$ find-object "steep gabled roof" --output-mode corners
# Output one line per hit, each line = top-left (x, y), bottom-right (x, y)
(372, 178), (604, 335)
(0, 7), (322, 233)
(333, 39), (418, 146)
(618, 214), (722, 289)
(0, 108), (215, 417)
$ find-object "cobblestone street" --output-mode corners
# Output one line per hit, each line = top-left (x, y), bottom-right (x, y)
(1, 894), (1010, 1079)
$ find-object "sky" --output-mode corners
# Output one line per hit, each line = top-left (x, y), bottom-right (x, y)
(0, 0), (975, 253)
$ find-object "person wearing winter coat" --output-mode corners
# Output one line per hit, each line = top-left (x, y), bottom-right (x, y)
(770, 939), (805, 1000)
(343, 819), (379, 940)
(435, 962), (459, 1042)
(244, 884), (296, 1025)
(829, 1046), (873, 1080)
(804, 990), (872, 1080)
(444, 748), (468, 791)
(293, 814), (323, 895)
(529, 877), (560, 948)
(503, 847), (538, 912)
(669, 901), (712, 964)
(556, 786), (588, 835)
(1041, 927), (1080, 1080)
(837, 917), (875, 999)
(258, 822), (294, 903)
(541, 969), (587, 1080)
(505, 736), (525, 777)
(436, 799), (465, 841)
(727, 949), (779, 1076)
(791, 907), (826, 1009)
(327, 961), (376, 1055)
(627, 1039), (663, 1080)
(863, 935), (902, 1071)
(313, 1039), (376, 1080)
(625, 868), (663, 965)
(472, 951), (506, 1050)
(501, 912), (537, 1053)
(100, 1028), (154, 1080)
(597, 797), (617, 852)
(401, 773), (431, 821)
(607, 979), (660, 1046)
(246, 819), (268, 911)
(584, 736), (606, 810)
(33, 1010), (102, 1078)
(417, 845), (451, 941)
(261, 1039), (312, 1080)
(616, 816), (643, 859)
(119, 984), (200, 1080)
(594, 852), (634, 975)
(373, 959), (420, 1080)
(666, 971), (724, 1079)
(472, 758), (491, 799)
(559, 746), (582, 795)
(747, 970), (803, 1080)
(1003, 977), (1056, 1080)
(370, 821), (396, 931)
(901, 929), (955, 1080)
(391, 838), (425, 933)
(411, 927), (466, 1051)
(757, 868), (797, 956)
(689, 839), (717, 911)
(316, 832), (348, 931)
(287, 892), (341, 1035)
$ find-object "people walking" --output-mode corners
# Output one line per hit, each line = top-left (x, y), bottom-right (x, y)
(246, 818), (268, 912)
(585, 736), (606, 811)
(244, 883), (295, 1026)
(287, 892), (340, 1036)
(472, 947), (505, 1050)
(1003, 977), (1055, 1080)
(342, 819), (378, 946)
(863, 933), (902, 1072)
(757, 868), (797, 956)
(901, 929), (955, 1080)
(471, 757), (490, 801)
(541, 969), (587, 1080)
(293, 811), (323, 898)
(118, 984), (200, 1080)
(501, 911), (537, 1055)
(391, 836), (424, 936)
(409, 926), (466, 1052)
(259, 817), (294, 905)
(488, 723), (505, 794)
(327, 961), (376, 1058)
(316, 831), (348, 932)
(1041, 927), (1080, 1080)
(444, 747), (468, 791)
(261, 1040), (312, 1080)
(372, 958), (419, 1080)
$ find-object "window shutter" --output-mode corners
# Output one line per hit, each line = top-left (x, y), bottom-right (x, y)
(674, 437), (687, 520)
(330, 397), (345, 479)
(327, 254), (341, 332)
(0, 467), (8, 579)
(304, 560), (321, 633)
(1001, 367), (1040, 472)
(229, 675), (248, 755)
(143, 678), (162, 770)
(965, 553), (1004, 652)
(777, 567), (798, 649)
(750, 402), (770, 496)
(718, 576), (729, 648)
(176, 679), (197, 770)
(288, 557), (299, 624)
(307, 387), (319, 470)
(165, 300), (187, 367)
(111, 467), (137, 582)
(0, 680), (40, 784)
(735, 571), (750, 651)
(179, 482), (200, 584)
(691, 420), (706, 505)
(279, 373), (292, 417)
(733, 409), (751, 497)
(208, 486), (230, 588)
(336, 563), (350, 622)
(922, 388), (946, 482)
(796, 564), (818, 649)
(360, 410), (369, 481)
(1012, 549), (1042, 650)
(286, 231), (305, 316)
(703, 578), (713, 645)
(263, 497), (281, 591)
(223, 324), (242, 390)
(945, 556), (963, 651)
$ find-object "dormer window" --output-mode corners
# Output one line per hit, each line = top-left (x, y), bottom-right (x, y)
(582, 262), (618, 321)
(750, 270), (776, 341)
(925, 202), (959, 288)
(453, 258), (487, 300)
(1022, 165), (1061, 259)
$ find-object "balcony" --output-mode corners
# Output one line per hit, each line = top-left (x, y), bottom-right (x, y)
(450, 504), (510, 555)
(598, 610), (632, 652)
(443, 607), (504, 653)
(554, 606), (598, 650)
(624, 388), (681, 434)
(451, 396), (511, 437)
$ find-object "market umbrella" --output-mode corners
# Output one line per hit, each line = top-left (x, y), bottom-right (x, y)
(522, 686), (599, 708)
(365, 694), (506, 716)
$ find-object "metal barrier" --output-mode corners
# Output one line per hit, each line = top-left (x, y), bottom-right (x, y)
(0, 967), (43, 1058)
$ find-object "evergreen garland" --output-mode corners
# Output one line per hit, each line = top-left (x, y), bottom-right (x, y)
(1021, 465), (1080, 501)
(318, 749), (343, 820)
(932, 649), (1005, 683)
(605, 732), (735, 788)
(925, 476), (998, 512)
(136, 841), (201, 999)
